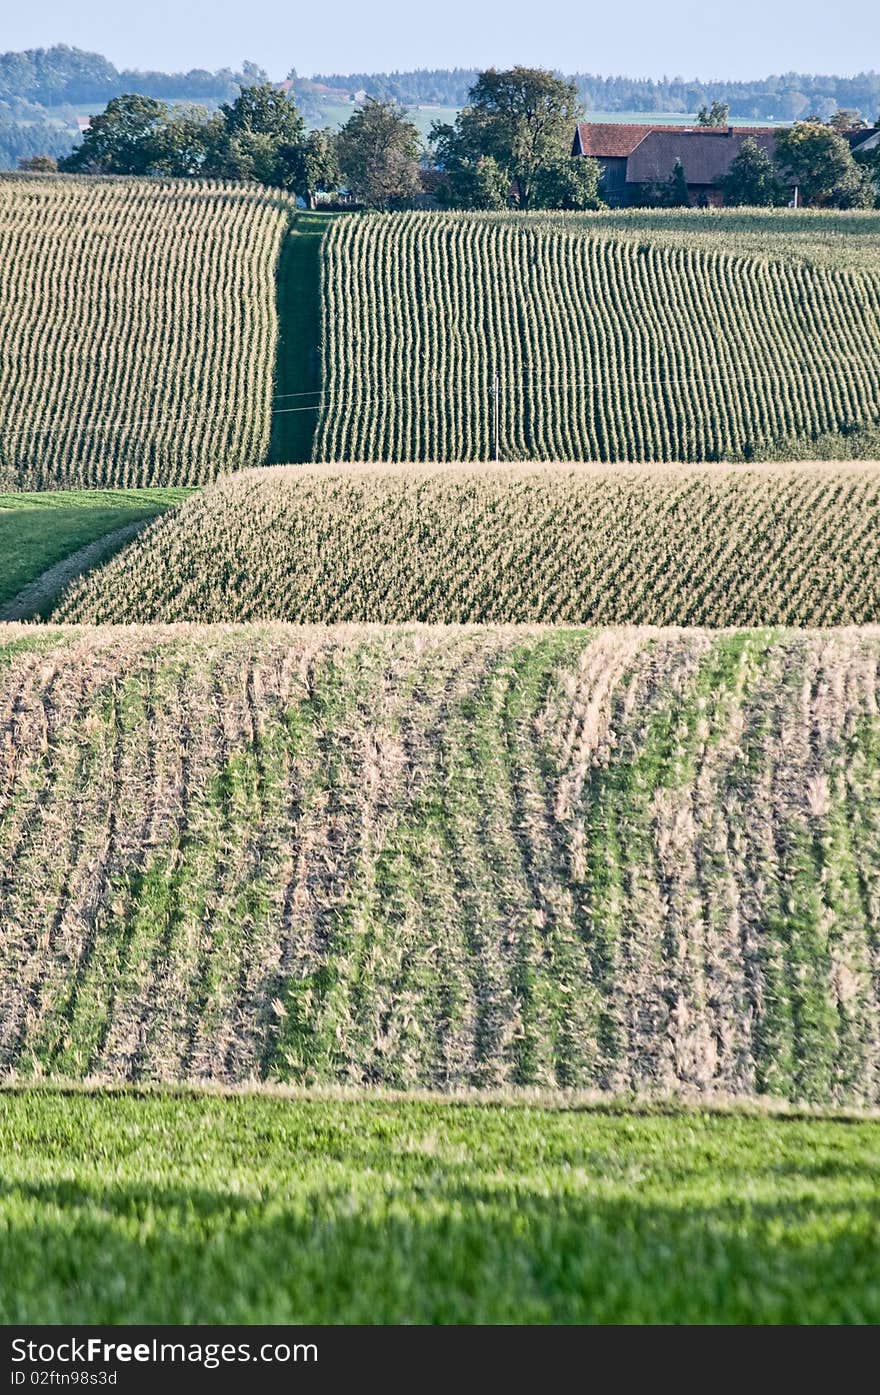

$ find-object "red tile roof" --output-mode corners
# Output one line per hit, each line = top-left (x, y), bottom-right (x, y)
(575, 121), (783, 161)
(574, 123), (684, 157)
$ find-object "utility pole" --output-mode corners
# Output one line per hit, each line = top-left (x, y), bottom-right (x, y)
(492, 370), (500, 462)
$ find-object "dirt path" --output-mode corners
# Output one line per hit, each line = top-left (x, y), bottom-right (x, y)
(0, 521), (147, 621)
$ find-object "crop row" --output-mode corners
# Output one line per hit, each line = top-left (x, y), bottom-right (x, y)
(0, 623), (878, 1102)
(315, 212), (880, 463)
(55, 463), (880, 626)
(0, 176), (291, 488)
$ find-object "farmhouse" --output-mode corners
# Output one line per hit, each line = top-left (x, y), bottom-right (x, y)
(572, 122), (787, 205)
(848, 128), (880, 156)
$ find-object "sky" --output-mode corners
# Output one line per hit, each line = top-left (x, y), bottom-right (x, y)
(4, 0), (878, 80)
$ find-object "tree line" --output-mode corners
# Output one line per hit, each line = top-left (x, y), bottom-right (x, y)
(20, 67), (879, 212)
(48, 69), (606, 212)
(2, 46), (879, 123)
(0, 44), (265, 107)
(309, 66), (880, 126)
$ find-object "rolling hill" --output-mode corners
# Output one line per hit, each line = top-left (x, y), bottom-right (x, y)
(54, 462), (880, 626)
(1, 622), (878, 1103)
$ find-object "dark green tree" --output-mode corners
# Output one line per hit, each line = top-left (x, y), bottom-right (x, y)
(430, 66), (583, 209)
(59, 93), (171, 173)
(721, 136), (787, 205)
(435, 152), (509, 209)
(156, 104), (222, 176)
(282, 128), (340, 206)
(206, 82), (305, 182)
(698, 101), (730, 126)
(853, 141), (880, 207)
(828, 108), (865, 133)
(431, 122), (509, 207)
(531, 154), (604, 209)
(218, 82), (304, 143)
(775, 121), (873, 206)
(336, 98), (421, 208)
(666, 158), (691, 206)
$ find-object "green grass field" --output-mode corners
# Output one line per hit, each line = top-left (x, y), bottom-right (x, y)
(0, 489), (190, 617)
(268, 213), (327, 465)
(1, 1087), (877, 1324)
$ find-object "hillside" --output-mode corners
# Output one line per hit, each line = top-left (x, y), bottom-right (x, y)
(0, 177), (293, 488)
(1, 623), (878, 1103)
(315, 210), (880, 463)
(0, 488), (189, 619)
(55, 462), (880, 626)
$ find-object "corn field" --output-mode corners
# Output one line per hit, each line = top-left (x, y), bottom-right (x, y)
(1, 623), (878, 1103)
(55, 462), (880, 625)
(539, 207), (880, 276)
(0, 176), (291, 489)
(315, 211), (880, 463)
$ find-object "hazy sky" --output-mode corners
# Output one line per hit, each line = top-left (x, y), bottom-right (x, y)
(5, 0), (878, 80)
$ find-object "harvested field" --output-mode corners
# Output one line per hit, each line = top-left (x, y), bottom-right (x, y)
(55, 462), (880, 626)
(1, 622), (878, 1104)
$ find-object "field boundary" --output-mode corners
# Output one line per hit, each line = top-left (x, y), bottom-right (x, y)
(0, 520), (150, 621)
(2, 1078), (878, 1121)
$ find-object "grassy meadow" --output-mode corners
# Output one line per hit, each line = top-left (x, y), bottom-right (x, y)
(0, 488), (190, 617)
(2, 1087), (878, 1325)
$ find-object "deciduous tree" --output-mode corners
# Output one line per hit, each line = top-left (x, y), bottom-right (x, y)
(431, 66), (583, 209)
(336, 98), (421, 208)
(282, 129), (340, 206)
(721, 137), (787, 206)
(60, 94), (171, 174)
(775, 121), (873, 207)
(698, 101), (730, 127)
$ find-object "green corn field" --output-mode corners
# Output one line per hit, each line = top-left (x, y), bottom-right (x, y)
(315, 210), (880, 463)
(0, 177), (292, 489)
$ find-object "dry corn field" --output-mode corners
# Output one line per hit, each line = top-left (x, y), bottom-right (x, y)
(55, 462), (880, 626)
(0, 177), (292, 489)
(316, 211), (880, 463)
(1, 623), (878, 1104)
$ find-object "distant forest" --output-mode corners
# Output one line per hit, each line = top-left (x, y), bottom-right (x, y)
(308, 69), (880, 122)
(1, 45), (878, 169)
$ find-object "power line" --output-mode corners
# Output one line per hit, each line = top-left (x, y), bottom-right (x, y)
(2, 360), (878, 448)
